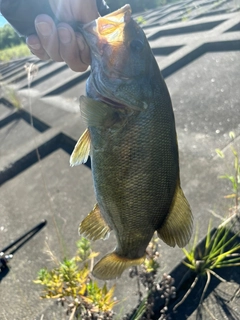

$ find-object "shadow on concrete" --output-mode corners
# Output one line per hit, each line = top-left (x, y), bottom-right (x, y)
(129, 221), (240, 320)
(0, 97), (91, 186)
(0, 132), (91, 186)
(0, 98), (50, 132)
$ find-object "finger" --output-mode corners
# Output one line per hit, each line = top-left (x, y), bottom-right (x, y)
(35, 14), (63, 62)
(26, 34), (50, 60)
(76, 33), (91, 67)
(57, 23), (89, 72)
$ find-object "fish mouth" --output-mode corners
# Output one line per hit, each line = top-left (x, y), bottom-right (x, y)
(82, 4), (132, 43)
(83, 5), (141, 112)
(95, 4), (131, 42)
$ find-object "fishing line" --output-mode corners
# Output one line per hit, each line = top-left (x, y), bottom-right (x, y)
(26, 62), (67, 258)
(0, 65), (65, 318)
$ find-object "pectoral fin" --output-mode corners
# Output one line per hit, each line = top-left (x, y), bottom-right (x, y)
(80, 96), (119, 128)
(70, 128), (91, 166)
(79, 203), (111, 241)
(92, 252), (145, 280)
(157, 182), (193, 248)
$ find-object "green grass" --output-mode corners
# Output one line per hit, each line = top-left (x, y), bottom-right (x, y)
(173, 221), (240, 311)
(0, 43), (31, 62)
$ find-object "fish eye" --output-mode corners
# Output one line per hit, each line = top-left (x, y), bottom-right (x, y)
(130, 39), (144, 52)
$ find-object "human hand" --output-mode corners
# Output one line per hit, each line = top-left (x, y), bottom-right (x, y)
(26, 0), (99, 72)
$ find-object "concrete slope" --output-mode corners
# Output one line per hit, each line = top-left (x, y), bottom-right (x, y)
(0, 0), (239, 318)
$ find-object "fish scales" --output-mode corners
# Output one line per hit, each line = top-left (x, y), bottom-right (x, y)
(70, 4), (193, 280)
(91, 89), (178, 249)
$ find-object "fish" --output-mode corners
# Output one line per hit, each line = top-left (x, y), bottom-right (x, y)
(70, 4), (193, 280)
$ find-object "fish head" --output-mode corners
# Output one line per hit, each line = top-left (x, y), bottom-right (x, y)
(81, 5), (156, 110)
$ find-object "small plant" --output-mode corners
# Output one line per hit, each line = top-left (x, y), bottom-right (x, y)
(0, 81), (22, 109)
(216, 131), (240, 212)
(34, 238), (117, 319)
(125, 235), (176, 320)
(136, 16), (146, 25)
(0, 62), (39, 110)
(174, 221), (240, 310)
(24, 62), (39, 84)
(181, 6), (193, 22)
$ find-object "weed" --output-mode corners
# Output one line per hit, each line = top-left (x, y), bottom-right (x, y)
(125, 236), (176, 320)
(35, 235), (169, 319)
(173, 221), (240, 311)
(136, 16), (146, 25)
(0, 84), (22, 109)
(34, 238), (117, 319)
(0, 61), (38, 110)
(24, 62), (39, 84)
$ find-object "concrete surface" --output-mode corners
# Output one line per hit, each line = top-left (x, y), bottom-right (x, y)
(0, 0), (239, 319)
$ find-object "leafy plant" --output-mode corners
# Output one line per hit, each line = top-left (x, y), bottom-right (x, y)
(34, 238), (117, 319)
(174, 221), (240, 310)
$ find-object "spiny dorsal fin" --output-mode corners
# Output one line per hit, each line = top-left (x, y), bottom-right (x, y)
(70, 128), (91, 166)
(80, 95), (119, 128)
(92, 252), (145, 280)
(157, 182), (193, 248)
(79, 203), (111, 241)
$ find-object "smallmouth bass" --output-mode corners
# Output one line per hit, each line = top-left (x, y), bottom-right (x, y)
(70, 5), (193, 280)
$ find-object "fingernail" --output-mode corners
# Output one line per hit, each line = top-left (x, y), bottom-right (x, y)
(36, 22), (53, 37)
(58, 27), (72, 44)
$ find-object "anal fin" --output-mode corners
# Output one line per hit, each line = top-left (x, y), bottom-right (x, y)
(79, 204), (111, 241)
(70, 128), (91, 166)
(157, 182), (193, 248)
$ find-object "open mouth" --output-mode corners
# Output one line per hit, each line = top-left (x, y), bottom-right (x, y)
(82, 5), (132, 43)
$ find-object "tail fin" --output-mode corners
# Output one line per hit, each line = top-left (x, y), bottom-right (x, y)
(92, 252), (145, 280)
